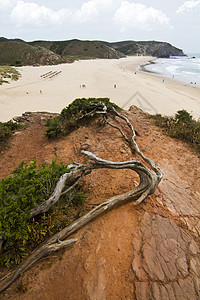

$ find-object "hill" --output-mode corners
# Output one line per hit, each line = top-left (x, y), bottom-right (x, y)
(0, 37), (185, 66)
(0, 106), (199, 299)
(106, 40), (185, 58)
(0, 38), (66, 66)
(30, 39), (185, 59)
(30, 39), (125, 60)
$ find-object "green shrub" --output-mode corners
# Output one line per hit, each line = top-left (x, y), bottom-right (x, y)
(0, 121), (23, 151)
(45, 117), (61, 138)
(0, 159), (87, 267)
(153, 110), (200, 152)
(45, 97), (121, 138)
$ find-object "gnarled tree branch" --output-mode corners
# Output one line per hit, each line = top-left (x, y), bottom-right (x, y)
(30, 165), (89, 217)
(0, 238), (77, 293)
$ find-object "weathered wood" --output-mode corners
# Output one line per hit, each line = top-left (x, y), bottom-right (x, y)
(111, 107), (163, 179)
(0, 238), (77, 293)
(30, 168), (87, 217)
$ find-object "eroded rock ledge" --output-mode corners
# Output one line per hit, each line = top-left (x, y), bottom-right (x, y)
(132, 211), (200, 299)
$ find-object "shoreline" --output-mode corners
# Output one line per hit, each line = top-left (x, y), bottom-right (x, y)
(141, 56), (200, 87)
(138, 58), (157, 73)
(0, 56), (200, 122)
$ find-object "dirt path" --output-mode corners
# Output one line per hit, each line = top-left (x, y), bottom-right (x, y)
(0, 108), (200, 299)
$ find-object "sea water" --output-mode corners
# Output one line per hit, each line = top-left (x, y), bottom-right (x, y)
(143, 54), (200, 86)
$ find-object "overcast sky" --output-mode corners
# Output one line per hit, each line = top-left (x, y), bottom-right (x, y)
(0, 0), (200, 53)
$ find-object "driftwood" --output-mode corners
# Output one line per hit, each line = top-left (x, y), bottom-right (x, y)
(0, 106), (163, 293)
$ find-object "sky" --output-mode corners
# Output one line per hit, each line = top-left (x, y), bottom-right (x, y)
(0, 0), (200, 53)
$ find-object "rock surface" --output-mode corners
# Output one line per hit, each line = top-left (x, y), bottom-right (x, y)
(132, 212), (200, 299)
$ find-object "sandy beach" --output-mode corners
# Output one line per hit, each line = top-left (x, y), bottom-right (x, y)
(0, 56), (200, 122)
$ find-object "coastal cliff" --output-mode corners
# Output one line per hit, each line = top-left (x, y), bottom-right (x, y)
(107, 40), (186, 58)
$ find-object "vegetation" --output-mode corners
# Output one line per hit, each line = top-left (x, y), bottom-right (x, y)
(0, 40), (64, 66)
(45, 97), (121, 138)
(30, 39), (123, 60)
(0, 38), (185, 66)
(0, 66), (20, 85)
(0, 121), (23, 151)
(104, 40), (185, 57)
(153, 110), (200, 152)
(31, 39), (185, 59)
(0, 159), (87, 267)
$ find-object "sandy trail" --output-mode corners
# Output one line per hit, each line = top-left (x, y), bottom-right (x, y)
(0, 56), (200, 122)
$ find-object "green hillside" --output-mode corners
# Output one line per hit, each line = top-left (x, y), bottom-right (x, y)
(106, 40), (185, 58)
(0, 40), (65, 66)
(0, 37), (186, 66)
(30, 39), (124, 60)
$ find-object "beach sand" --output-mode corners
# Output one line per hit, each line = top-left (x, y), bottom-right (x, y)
(0, 56), (200, 122)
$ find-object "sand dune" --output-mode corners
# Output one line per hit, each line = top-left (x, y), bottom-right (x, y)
(0, 56), (200, 122)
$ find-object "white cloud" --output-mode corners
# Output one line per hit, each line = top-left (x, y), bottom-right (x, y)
(177, 0), (200, 13)
(10, 0), (115, 26)
(0, 0), (16, 9)
(10, 1), (72, 26)
(113, 1), (172, 31)
(74, 0), (114, 22)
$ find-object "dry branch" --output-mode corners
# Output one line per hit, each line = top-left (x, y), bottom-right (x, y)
(30, 166), (89, 217)
(0, 238), (77, 292)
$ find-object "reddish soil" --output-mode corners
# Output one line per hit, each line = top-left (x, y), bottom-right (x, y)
(0, 107), (199, 299)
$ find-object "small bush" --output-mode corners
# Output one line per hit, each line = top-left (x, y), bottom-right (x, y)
(45, 97), (121, 138)
(0, 159), (87, 267)
(0, 121), (23, 151)
(153, 110), (200, 152)
(0, 65), (20, 83)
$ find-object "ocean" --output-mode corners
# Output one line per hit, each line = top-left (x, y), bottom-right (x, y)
(142, 53), (200, 87)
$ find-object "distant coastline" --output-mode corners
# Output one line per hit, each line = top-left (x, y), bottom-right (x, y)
(140, 55), (200, 87)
